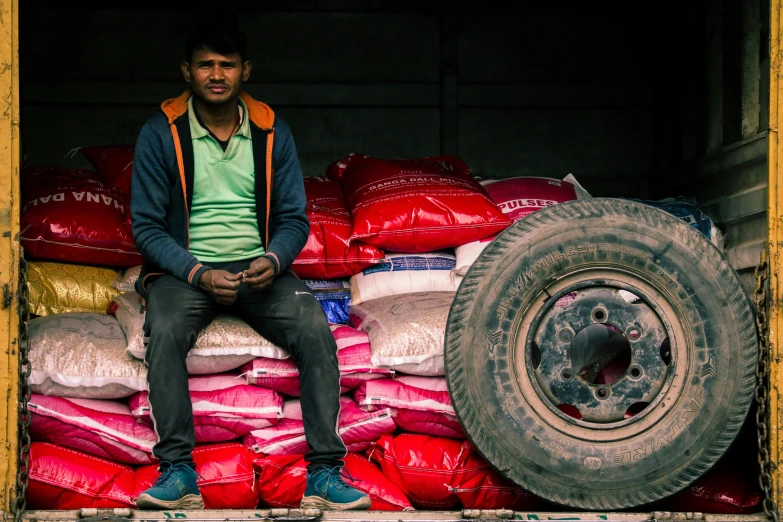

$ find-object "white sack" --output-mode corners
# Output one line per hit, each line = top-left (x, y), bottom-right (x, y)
(28, 312), (147, 399)
(350, 291), (455, 376)
(350, 252), (462, 305)
(112, 292), (289, 374)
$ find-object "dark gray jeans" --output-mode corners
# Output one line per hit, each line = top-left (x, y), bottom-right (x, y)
(143, 261), (346, 471)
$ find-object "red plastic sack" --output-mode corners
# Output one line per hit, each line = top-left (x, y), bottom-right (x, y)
(243, 325), (391, 395)
(256, 453), (412, 510)
(370, 434), (542, 510)
(21, 170), (141, 267)
(291, 177), (384, 279)
(135, 443), (258, 509)
(243, 396), (395, 455)
(453, 463), (547, 511)
(327, 153), (464, 186)
(79, 145), (135, 199)
(29, 394), (156, 465)
(662, 460), (762, 514)
(129, 373), (282, 442)
(325, 153), (363, 183)
(22, 165), (102, 199)
(339, 154), (512, 252)
(27, 442), (136, 509)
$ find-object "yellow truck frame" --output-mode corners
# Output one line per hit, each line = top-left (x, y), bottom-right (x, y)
(0, 0), (22, 515)
(767, 0), (783, 516)
(1, 1), (783, 520)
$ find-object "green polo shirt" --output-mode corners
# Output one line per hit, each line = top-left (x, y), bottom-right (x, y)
(187, 96), (266, 263)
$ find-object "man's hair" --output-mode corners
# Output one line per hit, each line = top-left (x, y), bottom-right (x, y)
(185, 22), (248, 62)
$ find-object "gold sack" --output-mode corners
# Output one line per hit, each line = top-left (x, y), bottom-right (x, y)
(27, 261), (121, 316)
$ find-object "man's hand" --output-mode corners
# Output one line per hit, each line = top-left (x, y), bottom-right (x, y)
(243, 256), (276, 292)
(199, 270), (242, 305)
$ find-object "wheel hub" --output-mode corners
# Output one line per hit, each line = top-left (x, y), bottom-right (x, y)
(532, 286), (671, 423)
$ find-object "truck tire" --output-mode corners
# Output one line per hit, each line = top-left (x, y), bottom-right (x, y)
(445, 198), (758, 510)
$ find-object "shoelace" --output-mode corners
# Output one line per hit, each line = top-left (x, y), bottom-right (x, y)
(153, 462), (203, 487)
(153, 465), (177, 488)
(319, 466), (361, 490)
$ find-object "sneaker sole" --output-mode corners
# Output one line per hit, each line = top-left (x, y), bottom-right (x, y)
(300, 495), (372, 511)
(135, 493), (205, 510)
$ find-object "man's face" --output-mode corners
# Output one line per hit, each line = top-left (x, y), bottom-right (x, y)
(182, 48), (252, 106)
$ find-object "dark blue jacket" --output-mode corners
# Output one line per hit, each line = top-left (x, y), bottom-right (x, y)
(130, 89), (309, 297)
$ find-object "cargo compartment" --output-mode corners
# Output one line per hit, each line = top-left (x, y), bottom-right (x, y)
(19, 2), (770, 293)
(13, 1), (773, 519)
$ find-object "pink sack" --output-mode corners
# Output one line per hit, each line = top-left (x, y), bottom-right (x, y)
(244, 419), (304, 452)
(31, 415), (155, 466)
(27, 442), (136, 509)
(191, 416), (277, 443)
(242, 400), (308, 454)
(130, 373), (283, 419)
(243, 359), (390, 396)
(485, 177), (581, 219)
(243, 325), (391, 395)
(135, 443), (258, 509)
(130, 415), (281, 444)
(243, 397), (395, 455)
(453, 176), (587, 276)
(256, 453), (413, 510)
(393, 409), (465, 439)
(355, 376), (454, 415)
(130, 374), (282, 442)
(241, 358), (301, 395)
(339, 372), (389, 391)
(29, 394), (156, 465)
(337, 398), (396, 452)
(331, 324), (380, 372)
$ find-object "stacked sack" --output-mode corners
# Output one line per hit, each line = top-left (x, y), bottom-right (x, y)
(23, 144), (754, 513)
(297, 153), (549, 510)
(20, 148), (142, 510)
(23, 147), (264, 510)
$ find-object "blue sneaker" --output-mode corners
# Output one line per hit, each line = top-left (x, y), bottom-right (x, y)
(300, 466), (371, 510)
(135, 462), (204, 510)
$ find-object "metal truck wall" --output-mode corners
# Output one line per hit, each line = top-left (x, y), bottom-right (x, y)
(20, 2), (661, 198)
(660, 2), (770, 297)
